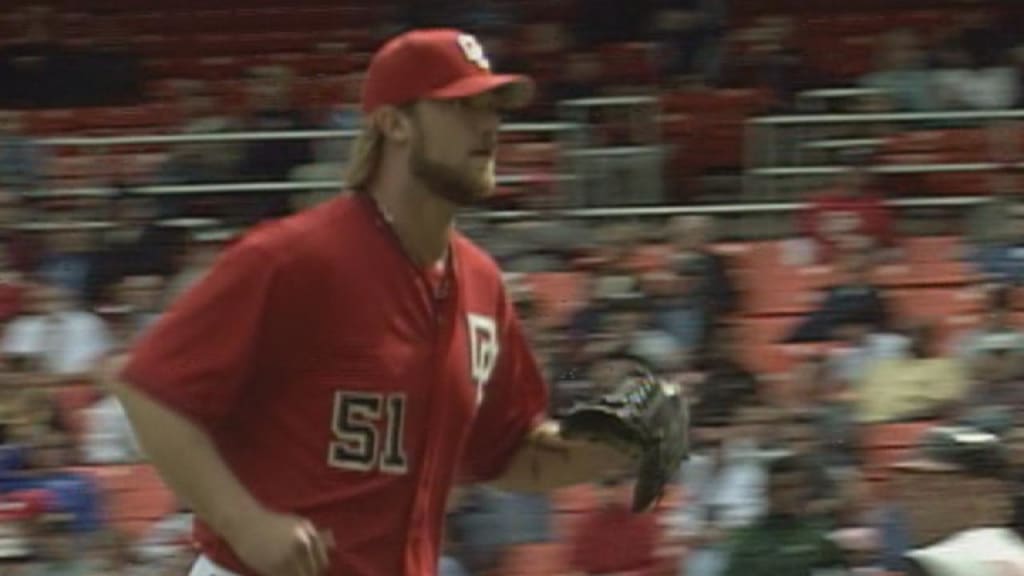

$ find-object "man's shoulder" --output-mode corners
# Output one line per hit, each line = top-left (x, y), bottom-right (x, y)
(233, 194), (364, 266)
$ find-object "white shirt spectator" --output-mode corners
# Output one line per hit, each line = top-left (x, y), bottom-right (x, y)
(672, 438), (767, 535)
(2, 310), (112, 374)
(934, 67), (1020, 110)
(81, 395), (141, 464)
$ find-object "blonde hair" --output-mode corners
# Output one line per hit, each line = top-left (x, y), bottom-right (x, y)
(344, 124), (384, 192)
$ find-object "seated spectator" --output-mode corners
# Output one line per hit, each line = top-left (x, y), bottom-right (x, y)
(0, 422), (103, 538)
(933, 30), (1019, 111)
(93, 193), (173, 291)
(20, 505), (93, 575)
(722, 455), (848, 576)
(0, 233), (25, 324)
(0, 110), (43, 195)
(689, 323), (758, 414)
(1, 279), (111, 376)
(860, 29), (935, 112)
(568, 478), (661, 575)
(792, 356), (862, 470)
(447, 485), (552, 576)
(237, 65), (313, 222)
(664, 215), (738, 333)
(857, 322), (968, 423)
(955, 284), (1024, 369)
(719, 16), (804, 111)
(796, 146), (895, 264)
(158, 80), (240, 187)
(132, 500), (194, 573)
(671, 398), (768, 576)
(829, 470), (912, 573)
(581, 295), (684, 375)
(955, 328), (1024, 437)
(970, 205), (1024, 285)
(80, 388), (140, 466)
(36, 220), (104, 305)
(547, 51), (602, 103)
(785, 246), (892, 344)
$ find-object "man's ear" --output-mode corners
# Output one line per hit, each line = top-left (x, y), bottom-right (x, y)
(373, 106), (412, 144)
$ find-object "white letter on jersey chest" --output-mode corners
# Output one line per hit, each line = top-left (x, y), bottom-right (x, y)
(467, 313), (499, 404)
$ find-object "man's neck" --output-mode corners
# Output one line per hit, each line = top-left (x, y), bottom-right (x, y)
(370, 183), (455, 267)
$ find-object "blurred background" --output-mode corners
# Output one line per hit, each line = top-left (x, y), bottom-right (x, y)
(2, 0), (1024, 574)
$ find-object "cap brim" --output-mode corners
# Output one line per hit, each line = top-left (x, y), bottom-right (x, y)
(427, 74), (535, 110)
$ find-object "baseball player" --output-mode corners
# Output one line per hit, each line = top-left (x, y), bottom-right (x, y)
(110, 28), (634, 576)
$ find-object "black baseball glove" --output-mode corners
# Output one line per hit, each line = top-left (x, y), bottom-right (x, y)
(559, 366), (690, 512)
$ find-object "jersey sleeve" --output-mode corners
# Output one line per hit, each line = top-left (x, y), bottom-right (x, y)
(118, 239), (277, 429)
(460, 297), (549, 482)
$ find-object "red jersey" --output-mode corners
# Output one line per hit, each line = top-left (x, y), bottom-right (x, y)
(120, 193), (548, 576)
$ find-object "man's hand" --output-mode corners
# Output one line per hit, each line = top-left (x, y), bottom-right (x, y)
(227, 508), (335, 576)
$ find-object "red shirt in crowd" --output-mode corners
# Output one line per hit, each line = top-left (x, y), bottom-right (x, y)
(120, 193), (549, 576)
(798, 187), (894, 261)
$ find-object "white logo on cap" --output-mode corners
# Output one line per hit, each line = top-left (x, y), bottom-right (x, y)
(457, 34), (491, 71)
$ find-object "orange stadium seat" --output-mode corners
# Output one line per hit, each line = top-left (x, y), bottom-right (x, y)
(887, 286), (985, 321)
(901, 236), (965, 264)
(740, 264), (834, 316)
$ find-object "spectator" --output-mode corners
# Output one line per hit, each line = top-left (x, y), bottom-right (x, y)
(237, 65), (313, 222)
(80, 355), (142, 465)
(652, 0), (728, 82)
(689, 323), (758, 417)
(162, 223), (232, 302)
(860, 28), (935, 112)
(719, 16), (804, 110)
(0, 408), (103, 538)
(955, 328), (1024, 437)
(955, 284), (1024, 370)
(156, 81), (241, 219)
(35, 218), (104, 305)
(446, 485), (552, 576)
(318, 71), (364, 166)
(20, 508), (92, 576)
(1, 279), (112, 376)
(581, 296), (684, 374)
(132, 501), (194, 573)
(548, 51), (602, 103)
(970, 205), (1024, 286)
(671, 400), (768, 576)
(722, 455), (848, 576)
(567, 478), (661, 575)
(91, 193), (169, 304)
(785, 246), (892, 345)
(666, 215), (738, 327)
(0, 110), (44, 195)
(797, 146), (895, 264)
(857, 322), (968, 423)
(933, 29), (1019, 111)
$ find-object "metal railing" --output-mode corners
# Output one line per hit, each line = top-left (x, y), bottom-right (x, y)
(744, 108), (1024, 197)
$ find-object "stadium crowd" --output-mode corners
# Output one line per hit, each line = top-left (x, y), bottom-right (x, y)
(1, 0), (1024, 575)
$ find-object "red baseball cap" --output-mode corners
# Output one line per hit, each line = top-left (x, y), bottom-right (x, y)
(361, 28), (535, 114)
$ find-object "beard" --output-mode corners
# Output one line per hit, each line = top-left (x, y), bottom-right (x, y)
(409, 130), (495, 207)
